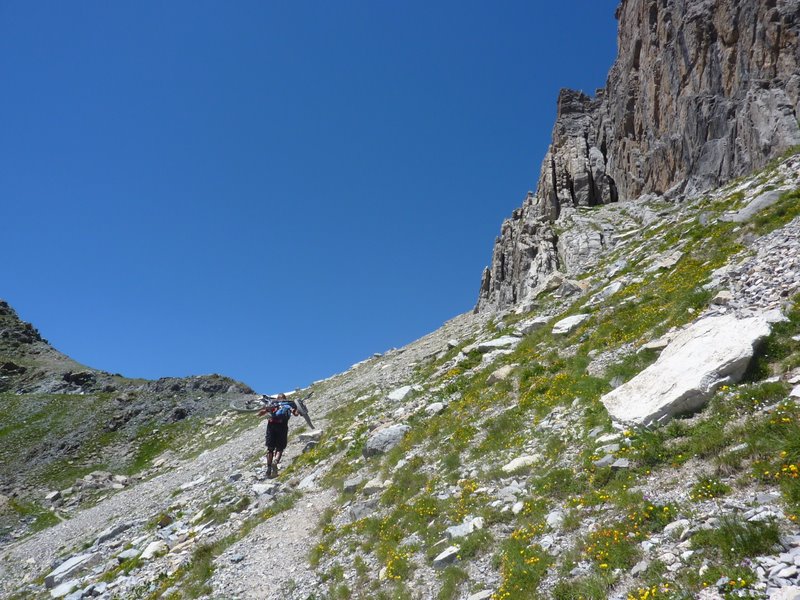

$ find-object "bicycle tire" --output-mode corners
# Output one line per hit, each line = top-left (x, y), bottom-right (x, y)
(229, 397), (264, 413)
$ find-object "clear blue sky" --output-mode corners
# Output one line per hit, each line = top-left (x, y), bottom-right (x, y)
(1, 1), (618, 393)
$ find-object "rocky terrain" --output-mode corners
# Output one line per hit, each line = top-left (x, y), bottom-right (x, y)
(2, 1), (800, 599)
(0, 149), (798, 599)
(477, 0), (800, 313)
(0, 301), (254, 539)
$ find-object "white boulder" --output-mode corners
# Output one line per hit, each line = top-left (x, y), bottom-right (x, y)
(552, 314), (590, 335)
(387, 385), (413, 402)
(602, 314), (771, 426)
(501, 454), (540, 473)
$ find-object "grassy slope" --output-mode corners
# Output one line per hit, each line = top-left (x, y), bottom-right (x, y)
(283, 153), (800, 600)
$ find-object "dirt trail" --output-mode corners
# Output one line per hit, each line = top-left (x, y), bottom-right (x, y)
(210, 487), (335, 600)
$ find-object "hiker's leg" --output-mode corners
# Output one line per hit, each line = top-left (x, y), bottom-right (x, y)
(266, 449), (274, 468)
(274, 450), (283, 465)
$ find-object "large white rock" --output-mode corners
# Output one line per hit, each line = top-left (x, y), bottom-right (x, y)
(45, 554), (97, 588)
(387, 385), (413, 402)
(602, 314), (771, 426)
(463, 336), (520, 354)
(552, 314), (590, 335)
(501, 454), (540, 473)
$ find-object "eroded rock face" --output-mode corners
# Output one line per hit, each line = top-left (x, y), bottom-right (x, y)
(477, 0), (800, 313)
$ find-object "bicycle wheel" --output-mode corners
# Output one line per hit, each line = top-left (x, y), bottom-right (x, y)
(229, 397), (264, 413)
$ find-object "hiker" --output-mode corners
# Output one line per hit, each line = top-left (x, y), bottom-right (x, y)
(258, 393), (298, 478)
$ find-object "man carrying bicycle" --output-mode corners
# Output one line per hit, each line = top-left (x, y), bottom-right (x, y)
(258, 393), (298, 478)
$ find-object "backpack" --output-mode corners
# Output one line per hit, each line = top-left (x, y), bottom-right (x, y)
(272, 402), (293, 423)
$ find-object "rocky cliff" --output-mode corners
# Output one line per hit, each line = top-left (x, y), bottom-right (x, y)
(477, 0), (800, 313)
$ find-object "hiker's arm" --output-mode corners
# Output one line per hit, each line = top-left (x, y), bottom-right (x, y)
(257, 408), (269, 417)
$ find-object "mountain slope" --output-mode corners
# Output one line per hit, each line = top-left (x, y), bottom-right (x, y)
(0, 301), (254, 539)
(1, 151), (799, 600)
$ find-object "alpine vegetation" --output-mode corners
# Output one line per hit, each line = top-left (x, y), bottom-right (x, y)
(2, 1), (800, 599)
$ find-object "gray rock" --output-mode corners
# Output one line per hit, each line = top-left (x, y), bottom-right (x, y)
(140, 540), (167, 560)
(45, 554), (98, 588)
(487, 365), (514, 384)
(342, 477), (363, 493)
(432, 545), (460, 569)
(425, 402), (445, 415)
(631, 559), (650, 576)
(387, 386), (413, 402)
(95, 521), (133, 546)
(546, 510), (564, 530)
(363, 424), (410, 457)
(515, 317), (549, 335)
(49, 580), (79, 598)
(593, 454), (615, 468)
(501, 454), (540, 473)
(467, 592), (493, 600)
(445, 517), (484, 539)
(552, 314), (590, 335)
(116, 549), (140, 563)
(721, 190), (785, 223)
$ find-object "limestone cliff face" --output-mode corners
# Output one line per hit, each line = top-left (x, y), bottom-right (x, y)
(477, 0), (800, 313)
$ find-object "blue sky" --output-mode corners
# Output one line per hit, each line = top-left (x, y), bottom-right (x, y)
(1, 1), (618, 393)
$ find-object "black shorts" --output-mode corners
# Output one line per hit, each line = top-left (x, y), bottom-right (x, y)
(265, 422), (289, 451)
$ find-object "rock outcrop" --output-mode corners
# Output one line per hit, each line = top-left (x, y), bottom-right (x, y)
(477, 0), (800, 313)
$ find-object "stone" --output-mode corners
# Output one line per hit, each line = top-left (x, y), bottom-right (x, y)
(252, 483), (278, 496)
(593, 454), (615, 468)
(362, 478), (386, 496)
(501, 455), (540, 473)
(769, 587), (800, 600)
(445, 517), (484, 539)
(343, 477), (363, 493)
(425, 402), (445, 415)
(778, 565), (798, 579)
(363, 424), (410, 457)
(511, 501), (524, 515)
(49, 580), (79, 598)
(464, 336), (521, 353)
(546, 510), (564, 530)
(602, 314), (772, 425)
(711, 290), (733, 305)
(611, 458), (631, 469)
(487, 365), (514, 384)
(180, 476), (206, 491)
(116, 549), (140, 562)
(297, 429), (324, 443)
(432, 545), (460, 569)
(141, 540), (167, 560)
(45, 490), (61, 502)
(467, 592), (493, 600)
(45, 554), (98, 588)
(721, 190), (785, 223)
(515, 316), (549, 335)
(790, 385), (800, 399)
(387, 386), (413, 402)
(663, 519), (691, 540)
(631, 559), (650, 576)
(552, 314), (590, 335)
(96, 521), (133, 546)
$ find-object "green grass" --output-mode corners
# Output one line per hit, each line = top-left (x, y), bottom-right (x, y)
(692, 515), (780, 560)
